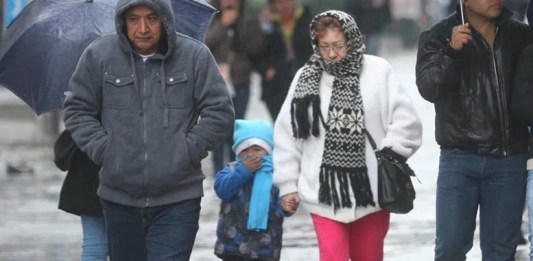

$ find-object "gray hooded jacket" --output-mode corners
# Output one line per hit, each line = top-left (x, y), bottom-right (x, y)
(63, 0), (235, 207)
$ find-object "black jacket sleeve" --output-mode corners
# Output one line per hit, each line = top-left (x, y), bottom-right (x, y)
(511, 44), (533, 126)
(415, 29), (463, 103)
(54, 130), (78, 171)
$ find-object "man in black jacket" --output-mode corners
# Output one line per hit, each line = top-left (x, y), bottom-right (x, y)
(448, 0), (530, 21)
(416, 0), (532, 259)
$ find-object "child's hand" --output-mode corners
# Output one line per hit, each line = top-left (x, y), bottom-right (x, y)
(243, 155), (262, 173)
(281, 192), (300, 214)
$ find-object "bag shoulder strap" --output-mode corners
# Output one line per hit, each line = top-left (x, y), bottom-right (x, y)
(364, 129), (378, 151)
(365, 129), (420, 182)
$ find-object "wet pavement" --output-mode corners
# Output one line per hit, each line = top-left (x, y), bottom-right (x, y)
(0, 44), (530, 260)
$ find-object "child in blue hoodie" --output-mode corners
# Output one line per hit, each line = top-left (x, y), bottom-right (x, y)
(214, 119), (292, 261)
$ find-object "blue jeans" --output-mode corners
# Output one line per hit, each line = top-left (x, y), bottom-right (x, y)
(81, 215), (108, 261)
(435, 149), (526, 261)
(101, 198), (201, 261)
(527, 169), (533, 260)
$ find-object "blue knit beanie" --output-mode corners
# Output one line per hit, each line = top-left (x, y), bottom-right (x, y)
(232, 120), (274, 156)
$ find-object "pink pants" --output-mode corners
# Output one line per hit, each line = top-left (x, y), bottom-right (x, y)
(311, 210), (390, 261)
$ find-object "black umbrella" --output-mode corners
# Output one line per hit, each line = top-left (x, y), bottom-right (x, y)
(173, 0), (217, 42)
(0, 0), (216, 115)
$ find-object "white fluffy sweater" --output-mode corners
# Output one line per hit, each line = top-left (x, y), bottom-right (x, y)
(273, 55), (423, 223)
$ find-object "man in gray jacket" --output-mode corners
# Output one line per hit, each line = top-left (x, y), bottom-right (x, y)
(63, 0), (234, 260)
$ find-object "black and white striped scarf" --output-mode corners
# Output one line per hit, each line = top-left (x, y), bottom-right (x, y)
(290, 10), (375, 211)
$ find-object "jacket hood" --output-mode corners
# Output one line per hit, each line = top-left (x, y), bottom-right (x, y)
(115, 0), (176, 57)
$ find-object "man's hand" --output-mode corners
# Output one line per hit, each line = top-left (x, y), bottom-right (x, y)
(450, 23), (472, 51)
(281, 192), (300, 214)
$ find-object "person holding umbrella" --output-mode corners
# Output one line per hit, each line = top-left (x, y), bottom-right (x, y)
(416, 0), (532, 260)
(63, 0), (235, 260)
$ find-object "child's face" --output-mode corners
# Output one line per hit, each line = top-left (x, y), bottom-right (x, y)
(238, 145), (268, 160)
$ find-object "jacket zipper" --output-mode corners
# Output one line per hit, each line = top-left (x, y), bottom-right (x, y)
(483, 27), (508, 156)
(494, 27), (509, 156)
(142, 60), (150, 207)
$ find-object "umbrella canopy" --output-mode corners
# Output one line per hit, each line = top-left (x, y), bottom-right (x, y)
(0, 0), (217, 115)
(173, 0), (217, 42)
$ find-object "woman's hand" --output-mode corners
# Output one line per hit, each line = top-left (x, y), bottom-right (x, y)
(281, 192), (300, 214)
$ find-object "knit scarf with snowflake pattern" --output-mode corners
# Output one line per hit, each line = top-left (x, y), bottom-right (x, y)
(290, 10), (375, 211)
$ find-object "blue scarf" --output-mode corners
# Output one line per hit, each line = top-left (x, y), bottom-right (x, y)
(247, 155), (273, 231)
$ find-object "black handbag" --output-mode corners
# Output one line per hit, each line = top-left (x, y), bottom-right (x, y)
(365, 130), (418, 214)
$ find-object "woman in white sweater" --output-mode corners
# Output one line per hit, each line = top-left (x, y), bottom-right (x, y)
(273, 10), (422, 260)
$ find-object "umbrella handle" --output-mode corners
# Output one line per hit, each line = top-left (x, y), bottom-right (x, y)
(459, 0), (465, 25)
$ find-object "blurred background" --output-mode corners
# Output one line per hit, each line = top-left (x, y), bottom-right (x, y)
(0, 0), (489, 142)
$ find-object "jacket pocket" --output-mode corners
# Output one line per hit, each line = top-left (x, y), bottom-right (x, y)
(103, 73), (134, 109)
(160, 73), (187, 108)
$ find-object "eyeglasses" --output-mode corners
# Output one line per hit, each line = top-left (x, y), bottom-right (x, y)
(318, 42), (347, 54)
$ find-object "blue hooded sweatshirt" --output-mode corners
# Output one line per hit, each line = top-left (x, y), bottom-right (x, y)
(63, 0), (234, 207)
